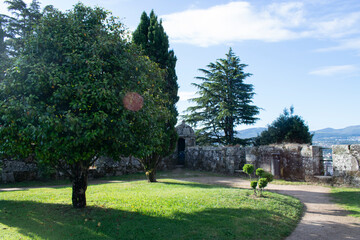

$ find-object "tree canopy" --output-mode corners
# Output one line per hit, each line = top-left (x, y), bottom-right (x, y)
(0, 2), (170, 207)
(184, 48), (259, 146)
(253, 106), (313, 146)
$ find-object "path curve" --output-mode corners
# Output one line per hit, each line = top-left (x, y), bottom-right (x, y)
(177, 176), (360, 240)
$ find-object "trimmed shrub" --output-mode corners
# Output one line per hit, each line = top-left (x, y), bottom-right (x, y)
(250, 181), (258, 196)
(256, 168), (265, 178)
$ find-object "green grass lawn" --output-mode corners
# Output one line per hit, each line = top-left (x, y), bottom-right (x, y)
(330, 187), (360, 218)
(0, 179), (303, 240)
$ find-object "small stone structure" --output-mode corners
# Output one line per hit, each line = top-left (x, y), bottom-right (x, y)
(332, 144), (360, 186)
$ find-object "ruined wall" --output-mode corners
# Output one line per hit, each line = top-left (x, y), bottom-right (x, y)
(0, 156), (144, 183)
(245, 144), (322, 181)
(185, 144), (322, 181)
(1, 159), (38, 183)
(185, 146), (245, 174)
(89, 157), (143, 178)
(332, 144), (360, 186)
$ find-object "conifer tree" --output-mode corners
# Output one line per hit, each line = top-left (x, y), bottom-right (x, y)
(133, 10), (179, 182)
(184, 48), (259, 146)
(253, 106), (313, 145)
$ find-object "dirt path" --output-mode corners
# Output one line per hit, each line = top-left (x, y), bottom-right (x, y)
(1, 175), (359, 239)
(177, 176), (360, 240)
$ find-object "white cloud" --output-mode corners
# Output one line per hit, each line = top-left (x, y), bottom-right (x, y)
(317, 38), (360, 53)
(178, 91), (197, 102)
(310, 12), (360, 39)
(162, 1), (305, 47)
(161, 1), (360, 48)
(309, 65), (358, 76)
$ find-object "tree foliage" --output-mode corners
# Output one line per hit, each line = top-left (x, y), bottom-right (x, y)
(184, 48), (259, 146)
(132, 10), (179, 182)
(254, 106), (313, 146)
(0, 3), (170, 207)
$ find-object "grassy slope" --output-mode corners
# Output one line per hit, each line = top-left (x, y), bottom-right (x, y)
(0, 179), (303, 240)
(330, 187), (360, 218)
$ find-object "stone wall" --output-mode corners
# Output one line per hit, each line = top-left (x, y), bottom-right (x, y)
(0, 156), (144, 183)
(1, 159), (38, 183)
(185, 144), (322, 181)
(332, 144), (360, 186)
(246, 144), (322, 181)
(185, 146), (245, 174)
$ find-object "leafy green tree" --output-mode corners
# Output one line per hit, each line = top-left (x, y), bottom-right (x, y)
(184, 48), (259, 146)
(0, 3), (169, 208)
(133, 10), (179, 182)
(254, 106), (313, 146)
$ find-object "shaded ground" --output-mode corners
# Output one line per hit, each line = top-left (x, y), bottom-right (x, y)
(1, 170), (360, 240)
(176, 175), (360, 240)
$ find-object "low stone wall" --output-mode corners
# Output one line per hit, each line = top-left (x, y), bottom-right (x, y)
(89, 157), (143, 178)
(186, 144), (322, 181)
(246, 144), (322, 181)
(0, 156), (144, 183)
(1, 159), (38, 183)
(0, 154), (176, 183)
(332, 144), (360, 186)
(185, 146), (245, 174)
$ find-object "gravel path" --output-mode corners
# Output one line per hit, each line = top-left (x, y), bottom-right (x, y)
(178, 176), (360, 240)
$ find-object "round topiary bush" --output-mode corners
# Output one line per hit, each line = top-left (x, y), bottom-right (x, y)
(250, 180), (258, 195)
(255, 168), (265, 177)
(262, 172), (274, 183)
(243, 164), (255, 176)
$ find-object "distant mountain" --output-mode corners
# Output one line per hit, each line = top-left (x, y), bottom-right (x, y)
(236, 127), (266, 139)
(312, 125), (360, 147)
(236, 125), (360, 147)
(312, 125), (360, 138)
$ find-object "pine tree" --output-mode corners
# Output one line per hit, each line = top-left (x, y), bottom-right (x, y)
(133, 10), (179, 182)
(253, 106), (313, 145)
(184, 48), (259, 146)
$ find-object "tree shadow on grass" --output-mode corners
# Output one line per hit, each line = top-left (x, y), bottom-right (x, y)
(157, 180), (234, 189)
(0, 199), (298, 240)
(330, 190), (360, 218)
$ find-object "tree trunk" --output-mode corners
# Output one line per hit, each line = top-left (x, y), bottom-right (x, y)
(71, 162), (88, 208)
(146, 169), (157, 182)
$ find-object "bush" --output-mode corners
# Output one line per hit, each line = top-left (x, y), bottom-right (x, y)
(243, 164), (255, 178)
(258, 178), (268, 196)
(262, 172), (274, 183)
(255, 168), (265, 178)
(250, 181), (258, 196)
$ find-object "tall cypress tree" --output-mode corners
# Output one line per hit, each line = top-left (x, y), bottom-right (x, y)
(133, 10), (178, 106)
(133, 10), (179, 182)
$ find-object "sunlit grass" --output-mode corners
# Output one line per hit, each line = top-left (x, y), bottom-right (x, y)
(0, 179), (303, 240)
(331, 187), (360, 218)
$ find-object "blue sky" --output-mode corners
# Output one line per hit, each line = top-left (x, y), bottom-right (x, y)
(1, 0), (360, 131)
